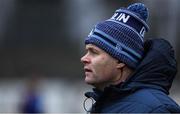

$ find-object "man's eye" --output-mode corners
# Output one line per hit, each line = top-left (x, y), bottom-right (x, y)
(90, 49), (98, 54)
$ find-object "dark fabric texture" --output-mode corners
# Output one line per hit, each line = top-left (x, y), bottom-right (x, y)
(84, 38), (180, 113)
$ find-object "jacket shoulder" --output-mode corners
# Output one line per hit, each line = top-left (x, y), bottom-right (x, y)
(106, 89), (180, 113)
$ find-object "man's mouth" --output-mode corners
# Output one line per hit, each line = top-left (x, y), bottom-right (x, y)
(84, 68), (92, 72)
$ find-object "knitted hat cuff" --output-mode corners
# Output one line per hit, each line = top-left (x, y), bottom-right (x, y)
(85, 36), (138, 69)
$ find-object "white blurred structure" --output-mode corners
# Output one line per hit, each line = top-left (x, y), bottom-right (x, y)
(0, 78), (91, 113)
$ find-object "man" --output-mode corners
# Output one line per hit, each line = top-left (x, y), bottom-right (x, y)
(81, 3), (180, 113)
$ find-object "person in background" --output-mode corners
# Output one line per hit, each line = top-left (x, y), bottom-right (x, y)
(19, 75), (44, 113)
(81, 2), (180, 113)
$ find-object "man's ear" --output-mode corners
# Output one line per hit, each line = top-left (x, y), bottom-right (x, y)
(116, 61), (126, 69)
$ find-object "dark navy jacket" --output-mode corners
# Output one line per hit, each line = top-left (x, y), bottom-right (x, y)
(85, 39), (180, 113)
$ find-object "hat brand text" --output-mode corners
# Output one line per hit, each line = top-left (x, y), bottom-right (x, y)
(111, 13), (130, 23)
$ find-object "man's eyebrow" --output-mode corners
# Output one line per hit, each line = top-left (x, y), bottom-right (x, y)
(86, 46), (98, 51)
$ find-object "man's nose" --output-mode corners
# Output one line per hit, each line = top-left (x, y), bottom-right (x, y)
(81, 54), (90, 64)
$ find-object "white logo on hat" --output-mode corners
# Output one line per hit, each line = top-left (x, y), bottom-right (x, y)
(140, 26), (146, 37)
(116, 43), (122, 51)
(88, 27), (95, 37)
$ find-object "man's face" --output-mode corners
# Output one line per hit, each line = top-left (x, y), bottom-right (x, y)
(81, 44), (119, 88)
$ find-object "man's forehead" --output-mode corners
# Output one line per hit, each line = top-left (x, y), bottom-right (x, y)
(85, 44), (108, 54)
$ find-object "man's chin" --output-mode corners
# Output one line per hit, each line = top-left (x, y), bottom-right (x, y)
(85, 80), (102, 90)
(85, 77), (95, 85)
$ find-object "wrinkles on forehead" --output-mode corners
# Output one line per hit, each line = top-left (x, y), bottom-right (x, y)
(86, 44), (101, 52)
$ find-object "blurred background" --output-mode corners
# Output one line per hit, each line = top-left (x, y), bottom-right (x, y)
(0, 0), (179, 113)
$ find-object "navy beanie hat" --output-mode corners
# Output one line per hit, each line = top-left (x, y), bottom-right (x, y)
(85, 3), (149, 69)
